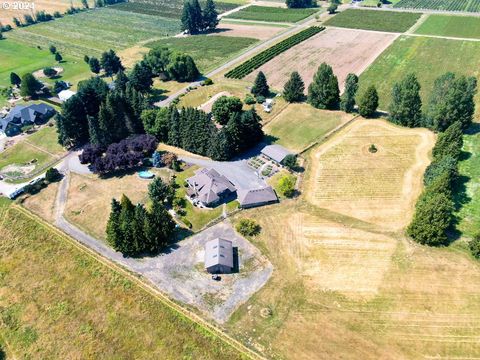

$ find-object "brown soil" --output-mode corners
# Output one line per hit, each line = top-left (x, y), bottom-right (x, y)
(212, 22), (284, 40)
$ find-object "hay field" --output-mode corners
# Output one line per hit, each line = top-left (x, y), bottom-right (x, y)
(305, 119), (435, 230)
(214, 22), (285, 40)
(415, 14), (480, 39)
(244, 27), (398, 91)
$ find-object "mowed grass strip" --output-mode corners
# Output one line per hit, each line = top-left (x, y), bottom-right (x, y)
(414, 14), (480, 39)
(0, 202), (243, 359)
(358, 36), (480, 117)
(264, 104), (353, 152)
(225, 5), (318, 23)
(324, 9), (422, 32)
(146, 35), (258, 73)
(0, 38), (89, 90)
(7, 8), (181, 57)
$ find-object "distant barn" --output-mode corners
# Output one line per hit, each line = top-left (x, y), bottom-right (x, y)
(204, 238), (234, 274)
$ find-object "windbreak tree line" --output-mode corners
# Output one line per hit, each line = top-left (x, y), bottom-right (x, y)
(181, 0), (219, 34)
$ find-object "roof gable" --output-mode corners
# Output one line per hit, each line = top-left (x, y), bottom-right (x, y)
(205, 238), (234, 269)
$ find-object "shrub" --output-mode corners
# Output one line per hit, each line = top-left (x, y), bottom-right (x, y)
(203, 78), (213, 85)
(244, 94), (256, 105)
(43, 67), (57, 78)
(236, 219), (261, 237)
(470, 233), (480, 259)
(278, 174), (296, 198)
(45, 168), (62, 183)
(282, 154), (297, 170)
(256, 95), (266, 104)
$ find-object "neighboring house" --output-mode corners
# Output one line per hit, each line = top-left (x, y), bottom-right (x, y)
(237, 186), (278, 209)
(186, 168), (236, 207)
(0, 103), (56, 136)
(204, 238), (234, 274)
(261, 144), (293, 165)
(58, 89), (76, 102)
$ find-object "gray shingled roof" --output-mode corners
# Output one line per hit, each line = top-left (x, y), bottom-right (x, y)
(0, 103), (55, 131)
(237, 186), (278, 207)
(204, 238), (234, 269)
(186, 168), (236, 205)
(261, 144), (293, 163)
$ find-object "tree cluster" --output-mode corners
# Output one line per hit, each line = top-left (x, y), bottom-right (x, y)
(20, 73), (42, 97)
(407, 122), (463, 246)
(144, 47), (200, 82)
(142, 104), (263, 161)
(56, 75), (146, 148)
(87, 49), (124, 77)
(181, 0), (219, 35)
(79, 134), (157, 174)
(286, 0), (315, 8)
(106, 192), (175, 257)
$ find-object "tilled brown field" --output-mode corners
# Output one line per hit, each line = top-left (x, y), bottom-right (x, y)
(245, 27), (398, 91)
(212, 22), (285, 40)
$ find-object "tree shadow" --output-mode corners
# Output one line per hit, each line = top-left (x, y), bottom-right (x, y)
(231, 247), (240, 274)
(465, 122), (480, 135)
(149, 88), (169, 102)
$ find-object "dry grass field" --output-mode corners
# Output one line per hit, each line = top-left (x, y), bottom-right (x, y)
(0, 0), (93, 26)
(65, 171), (170, 240)
(304, 119), (435, 230)
(244, 27), (398, 91)
(213, 22), (285, 40)
(20, 181), (60, 223)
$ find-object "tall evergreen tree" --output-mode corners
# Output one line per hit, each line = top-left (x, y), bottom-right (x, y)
(129, 61), (153, 93)
(145, 199), (175, 252)
(77, 77), (109, 116)
(148, 177), (174, 206)
(425, 72), (477, 131)
(167, 106), (181, 147)
(114, 69), (129, 92)
(432, 121), (463, 161)
(100, 49), (124, 77)
(358, 85), (379, 118)
(106, 198), (123, 250)
(56, 95), (89, 147)
(202, 0), (219, 31)
(308, 63), (340, 110)
(340, 73), (358, 113)
(10, 72), (21, 87)
(283, 71), (305, 103)
(251, 71), (269, 98)
(20, 73), (41, 97)
(88, 57), (101, 74)
(389, 73), (422, 127)
(181, 0), (203, 34)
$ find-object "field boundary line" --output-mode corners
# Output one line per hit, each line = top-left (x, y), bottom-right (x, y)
(405, 13), (429, 34)
(10, 204), (266, 360)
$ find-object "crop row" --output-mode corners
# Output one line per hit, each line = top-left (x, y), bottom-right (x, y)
(394, 0), (480, 12)
(225, 26), (324, 79)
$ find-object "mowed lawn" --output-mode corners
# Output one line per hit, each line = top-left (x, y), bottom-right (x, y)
(415, 14), (480, 39)
(7, 8), (181, 57)
(225, 5), (318, 23)
(455, 130), (480, 238)
(324, 9), (421, 32)
(0, 38), (90, 90)
(0, 201), (243, 359)
(146, 35), (258, 73)
(264, 104), (354, 152)
(359, 36), (480, 117)
(26, 125), (65, 156)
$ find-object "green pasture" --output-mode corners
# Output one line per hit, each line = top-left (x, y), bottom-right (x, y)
(225, 5), (319, 23)
(415, 14), (480, 39)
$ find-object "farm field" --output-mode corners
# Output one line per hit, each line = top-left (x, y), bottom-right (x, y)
(358, 36), (480, 118)
(414, 14), (480, 39)
(111, 0), (245, 19)
(0, 201), (244, 359)
(244, 27), (397, 91)
(394, 0), (480, 12)
(264, 104), (354, 152)
(7, 8), (181, 57)
(0, 0), (94, 26)
(324, 8), (422, 32)
(304, 119), (435, 230)
(455, 130), (480, 238)
(214, 22), (286, 40)
(225, 5), (319, 22)
(0, 38), (90, 90)
(146, 35), (258, 73)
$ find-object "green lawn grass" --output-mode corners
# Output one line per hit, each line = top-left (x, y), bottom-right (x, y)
(264, 103), (351, 152)
(358, 36), (480, 118)
(415, 14), (480, 39)
(26, 126), (65, 156)
(0, 38), (90, 90)
(0, 201), (243, 359)
(146, 35), (258, 73)
(225, 5), (319, 23)
(0, 142), (53, 174)
(324, 8), (421, 32)
(455, 130), (480, 238)
(6, 8), (181, 57)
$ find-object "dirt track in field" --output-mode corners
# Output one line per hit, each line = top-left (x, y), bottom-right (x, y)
(305, 119), (435, 231)
(245, 27), (398, 91)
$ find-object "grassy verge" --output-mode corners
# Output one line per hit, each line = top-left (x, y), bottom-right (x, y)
(0, 200), (244, 359)
(414, 14), (480, 39)
(225, 5), (318, 23)
(324, 8), (421, 32)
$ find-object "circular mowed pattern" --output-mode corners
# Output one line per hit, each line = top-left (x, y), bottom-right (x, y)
(306, 119), (435, 230)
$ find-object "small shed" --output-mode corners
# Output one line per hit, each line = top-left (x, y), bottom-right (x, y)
(204, 238), (234, 274)
(261, 144), (293, 165)
(58, 90), (76, 102)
